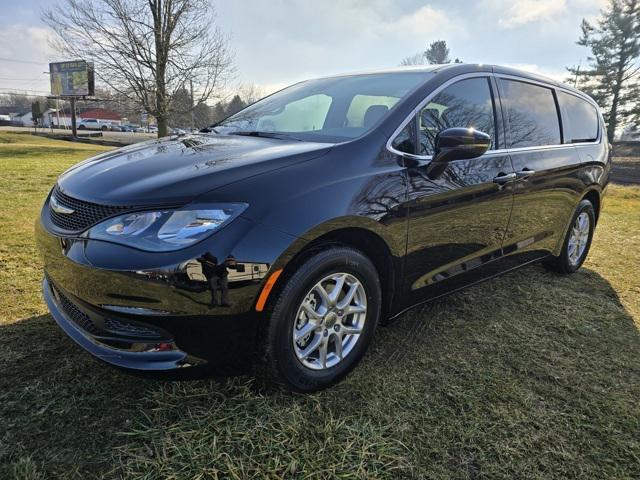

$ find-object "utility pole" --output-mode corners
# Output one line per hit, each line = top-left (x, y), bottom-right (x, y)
(70, 97), (77, 138)
(190, 78), (195, 131)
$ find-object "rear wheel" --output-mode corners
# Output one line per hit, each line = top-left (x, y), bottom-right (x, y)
(544, 199), (595, 274)
(260, 247), (381, 392)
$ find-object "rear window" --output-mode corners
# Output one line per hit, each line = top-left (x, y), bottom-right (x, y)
(500, 79), (561, 148)
(558, 91), (599, 143)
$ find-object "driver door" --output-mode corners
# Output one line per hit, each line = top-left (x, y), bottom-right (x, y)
(394, 75), (515, 306)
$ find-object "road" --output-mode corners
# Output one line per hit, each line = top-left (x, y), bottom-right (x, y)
(0, 125), (156, 145)
(611, 157), (640, 185)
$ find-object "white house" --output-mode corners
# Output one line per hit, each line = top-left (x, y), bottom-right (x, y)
(9, 111), (34, 127)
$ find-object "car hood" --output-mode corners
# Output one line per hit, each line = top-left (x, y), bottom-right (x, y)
(57, 134), (333, 206)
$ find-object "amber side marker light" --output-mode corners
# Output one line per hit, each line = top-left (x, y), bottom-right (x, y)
(255, 268), (283, 312)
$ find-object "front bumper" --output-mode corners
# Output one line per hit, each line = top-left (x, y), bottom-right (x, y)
(43, 276), (197, 370)
(36, 203), (299, 373)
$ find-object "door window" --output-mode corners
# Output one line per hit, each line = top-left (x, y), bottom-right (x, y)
(558, 91), (599, 143)
(418, 77), (496, 156)
(500, 79), (561, 148)
(391, 121), (416, 154)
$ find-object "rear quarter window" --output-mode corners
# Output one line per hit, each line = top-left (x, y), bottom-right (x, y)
(558, 91), (599, 143)
(500, 79), (561, 148)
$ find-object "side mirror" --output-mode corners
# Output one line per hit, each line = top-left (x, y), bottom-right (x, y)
(433, 127), (491, 164)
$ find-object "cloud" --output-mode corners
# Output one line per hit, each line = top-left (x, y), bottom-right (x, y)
(498, 0), (568, 28)
(502, 63), (569, 82)
(0, 24), (54, 93)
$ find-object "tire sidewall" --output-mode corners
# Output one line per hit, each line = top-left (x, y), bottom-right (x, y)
(560, 199), (595, 273)
(267, 248), (381, 392)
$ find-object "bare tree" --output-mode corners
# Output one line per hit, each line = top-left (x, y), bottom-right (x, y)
(400, 52), (426, 66)
(43, 0), (234, 137)
(238, 83), (266, 105)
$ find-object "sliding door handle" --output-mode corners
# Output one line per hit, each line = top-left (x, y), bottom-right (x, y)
(493, 172), (517, 184)
(516, 168), (536, 180)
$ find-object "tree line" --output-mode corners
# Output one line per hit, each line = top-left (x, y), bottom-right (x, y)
(39, 0), (638, 140)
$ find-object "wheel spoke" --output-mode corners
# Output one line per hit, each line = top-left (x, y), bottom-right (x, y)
(295, 321), (317, 342)
(341, 324), (363, 335)
(346, 303), (366, 316)
(302, 302), (321, 320)
(314, 284), (331, 307)
(298, 334), (322, 359)
(333, 332), (343, 360)
(579, 214), (589, 231)
(337, 282), (358, 310)
(318, 338), (328, 368)
(328, 274), (346, 306)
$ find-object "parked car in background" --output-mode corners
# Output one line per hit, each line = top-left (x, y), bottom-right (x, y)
(77, 119), (110, 131)
(146, 125), (158, 134)
(37, 64), (610, 392)
(170, 127), (187, 135)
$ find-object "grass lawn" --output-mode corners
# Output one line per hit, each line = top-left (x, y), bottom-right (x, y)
(1, 132), (639, 479)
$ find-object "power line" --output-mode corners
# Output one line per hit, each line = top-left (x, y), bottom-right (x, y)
(0, 57), (47, 66)
(0, 88), (51, 95)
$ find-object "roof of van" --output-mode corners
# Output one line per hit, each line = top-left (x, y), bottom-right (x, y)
(320, 63), (588, 100)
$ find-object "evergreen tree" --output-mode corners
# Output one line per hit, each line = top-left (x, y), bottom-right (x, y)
(425, 40), (451, 64)
(31, 101), (42, 128)
(568, 0), (640, 141)
(225, 95), (247, 116)
(401, 40), (460, 66)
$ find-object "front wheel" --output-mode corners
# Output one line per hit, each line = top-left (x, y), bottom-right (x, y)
(260, 247), (381, 392)
(545, 199), (595, 274)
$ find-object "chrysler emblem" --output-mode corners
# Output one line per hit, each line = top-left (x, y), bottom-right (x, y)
(50, 195), (75, 215)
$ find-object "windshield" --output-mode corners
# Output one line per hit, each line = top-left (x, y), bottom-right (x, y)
(214, 72), (431, 142)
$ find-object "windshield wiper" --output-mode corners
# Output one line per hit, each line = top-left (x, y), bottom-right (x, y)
(229, 131), (303, 141)
(200, 126), (221, 133)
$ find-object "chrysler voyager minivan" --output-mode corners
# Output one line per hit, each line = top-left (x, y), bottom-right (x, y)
(37, 64), (610, 392)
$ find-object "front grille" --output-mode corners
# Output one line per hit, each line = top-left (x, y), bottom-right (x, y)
(49, 185), (134, 232)
(104, 317), (160, 339)
(51, 283), (100, 335)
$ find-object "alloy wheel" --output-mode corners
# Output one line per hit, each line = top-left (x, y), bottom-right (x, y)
(567, 211), (590, 266)
(292, 272), (367, 370)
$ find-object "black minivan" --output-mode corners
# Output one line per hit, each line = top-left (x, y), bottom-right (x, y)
(37, 64), (610, 392)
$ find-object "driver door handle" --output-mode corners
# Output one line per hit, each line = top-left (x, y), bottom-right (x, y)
(493, 172), (517, 184)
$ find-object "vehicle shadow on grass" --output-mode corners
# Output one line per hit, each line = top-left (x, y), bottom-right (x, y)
(1, 263), (639, 479)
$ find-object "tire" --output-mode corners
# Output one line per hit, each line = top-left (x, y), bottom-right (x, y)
(260, 247), (381, 392)
(544, 199), (595, 274)
(78, 125), (86, 130)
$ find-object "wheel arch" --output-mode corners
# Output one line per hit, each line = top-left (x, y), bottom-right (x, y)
(265, 220), (401, 321)
(582, 188), (601, 223)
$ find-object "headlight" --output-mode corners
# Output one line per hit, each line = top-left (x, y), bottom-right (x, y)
(83, 203), (248, 251)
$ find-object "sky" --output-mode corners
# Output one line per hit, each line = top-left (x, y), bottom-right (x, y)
(0, 0), (609, 97)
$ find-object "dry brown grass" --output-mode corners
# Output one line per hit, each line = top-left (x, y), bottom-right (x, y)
(1, 132), (638, 479)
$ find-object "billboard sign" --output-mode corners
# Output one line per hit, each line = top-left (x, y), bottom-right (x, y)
(49, 60), (95, 97)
